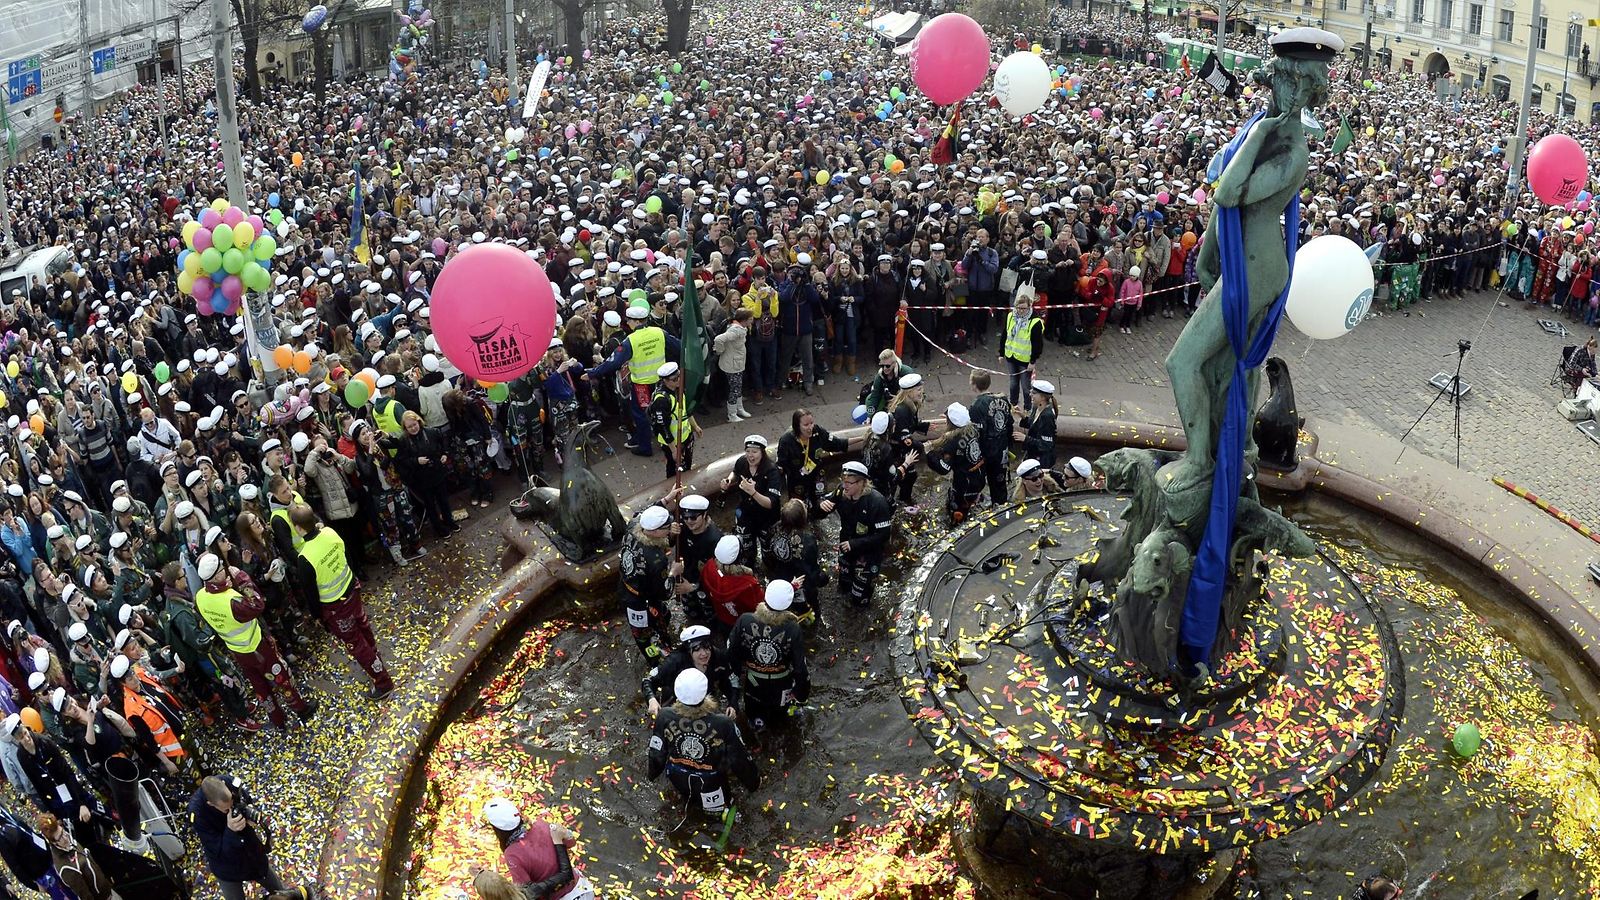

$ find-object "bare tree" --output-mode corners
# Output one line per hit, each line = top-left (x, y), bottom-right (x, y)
(966, 0), (1050, 33)
(173, 0), (300, 104)
(553, 0), (600, 64)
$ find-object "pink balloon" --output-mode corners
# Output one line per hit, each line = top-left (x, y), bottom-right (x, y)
(352, 115), (364, 132)
(430, 243), (558, 382)
(220, 275), (244, 303)
(432, 237), (447, 256)
(910, 13), (990, 106)
(1089, 107), (1104, 119)
(1587, 222), (1596, 234)
(1156, 191), (1170, 205)
(1581, 199), (1592, 212)
(222, 206), (246, 227)
(196, 297), (213, 316)
(579, 120), (592, 135)
(192, 278), (215, 303)
(1193, 188), (1208, 204)
(564, 125), (577, 139)
(192, 228), (214, 251)
(199, 209), (222, 229)
(298, 388), (311, 403)
(168, 237), (179, 249)
(1169, 86), (1182, 97)
(248, 214), (265, 234)
(1527, 134), (1588, 206)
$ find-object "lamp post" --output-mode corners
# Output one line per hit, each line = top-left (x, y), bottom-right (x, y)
(1504, 0), (1543, 216)
(1363, 4), (1393, 80)
(1559, 12), (1580, 119)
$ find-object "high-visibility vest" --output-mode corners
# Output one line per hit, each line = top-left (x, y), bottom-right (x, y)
(628, 328), (667, 385)
(269, 492), (308, 552)
(300, 527), (353, 604)
(123, 677), (186, 761)
(653, 389), (692, 445)
(374, 397), (405, 435)
(1004, 313), (1041, 363)
(195, 586), (263, 654)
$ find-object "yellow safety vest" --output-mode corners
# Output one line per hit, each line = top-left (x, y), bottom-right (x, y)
(300, 527), (354, 604)
(1005, 313), (1041, 363)
(653, 388), (693, 445)
(195, 586), (262, 654)
(374, 397), (405, 435)
(269, 492), (308, 552)
(628, 327), (667, 385)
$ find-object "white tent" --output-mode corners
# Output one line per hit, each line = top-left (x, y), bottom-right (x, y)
(868, 11), (923, 46)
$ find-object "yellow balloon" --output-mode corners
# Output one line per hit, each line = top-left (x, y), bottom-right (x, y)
(0, 391), (9, 409)
(5, 361), (17, 378)
(1031, 43), (1043, 54)
(121, 372), (139, 394)
(181, 221), (201, 246)
(816, 170), (830, 185)
(233, 221), (255, 250)
(210, 198), (229, 213)
(182, 252), (202, 275)
(177, 270), (196, 294)
(1365, 126), (1376, 136)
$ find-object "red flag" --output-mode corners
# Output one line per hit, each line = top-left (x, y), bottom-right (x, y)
(931, 101), (962, 166)
(1180, 55), (1192, 77)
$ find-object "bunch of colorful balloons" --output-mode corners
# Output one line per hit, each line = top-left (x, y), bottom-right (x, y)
(391, 0), (434, 79)
(177, 199), (278, 316)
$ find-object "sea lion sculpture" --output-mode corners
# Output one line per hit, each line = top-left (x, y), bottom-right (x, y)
(1253, 357), (1303, 471)
(523, 421), (627, 561)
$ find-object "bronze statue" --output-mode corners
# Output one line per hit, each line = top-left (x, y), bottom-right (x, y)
(515, 421), (627, 561)
(1088, 29), (1343, 682)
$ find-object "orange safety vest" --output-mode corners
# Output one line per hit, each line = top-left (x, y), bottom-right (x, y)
(123, 671), (186, 761)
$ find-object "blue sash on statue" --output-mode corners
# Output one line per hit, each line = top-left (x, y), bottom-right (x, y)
(1179, 110), (1302, 667)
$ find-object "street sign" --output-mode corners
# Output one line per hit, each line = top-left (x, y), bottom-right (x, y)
(5, 58), (40, 106)
(91, 47), (116, 75)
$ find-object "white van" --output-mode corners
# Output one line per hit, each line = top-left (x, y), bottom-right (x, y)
(0, 246), (74, 304)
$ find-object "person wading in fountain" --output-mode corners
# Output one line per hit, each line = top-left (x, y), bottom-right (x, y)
(818, 462), (893, 608)
(647, 668), (759, 824)
(728, 579), (810, 736)
(641, 625), (740, 719)
(619, 506), (675, 661)
(480, 798), (595, 900)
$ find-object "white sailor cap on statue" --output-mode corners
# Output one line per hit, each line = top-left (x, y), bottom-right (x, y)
(674, 667), (710, 705)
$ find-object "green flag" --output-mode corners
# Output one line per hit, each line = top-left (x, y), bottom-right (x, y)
(1331, 116), (1354, 155)
(680, 252), (709, 412)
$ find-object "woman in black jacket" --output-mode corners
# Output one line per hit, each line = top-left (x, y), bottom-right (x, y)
(353, 423), (424, 564)
(442, 388), (496, 508)
(776, 409), (858, 515)
(1015, 381), (1059, 470)
(390, 411), (457, 537)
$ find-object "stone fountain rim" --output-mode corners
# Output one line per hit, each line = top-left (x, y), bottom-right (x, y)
(317, 415), (1600, 899)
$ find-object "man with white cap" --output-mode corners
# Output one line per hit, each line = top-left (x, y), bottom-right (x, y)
(817, 461), (893, 607)
(1062, 456), (1099, 490)
(641, 624), (740, 719)
(584, 305), (683, 456)
(481, 798), (594, 900)
(620, 506), (675, 660)
(1014, 459), (1065, 501)
(193, 552), (318, 731)
(672, 494), (722, 627)
(649, 362), (701, 480)
(288, 504), (394, 700)
(728, 579), (810, 734)
(646, 668), (759, 821)
(925, 402), (986, 523)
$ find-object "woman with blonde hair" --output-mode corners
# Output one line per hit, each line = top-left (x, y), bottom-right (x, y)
(473, 870), (519, 900)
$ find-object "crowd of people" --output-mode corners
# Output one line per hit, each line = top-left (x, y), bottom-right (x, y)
(0, 0), (1585, 894)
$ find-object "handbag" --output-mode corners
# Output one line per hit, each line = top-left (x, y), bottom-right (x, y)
(998, 268), (1019, 293)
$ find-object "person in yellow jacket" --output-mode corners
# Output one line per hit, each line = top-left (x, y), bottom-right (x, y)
(290, 504), (395, 700)
(195, 552), (318, 731)
(649, 363), (702, 480)
(108, 653), (190, 776)
(583, 306), (682, 457)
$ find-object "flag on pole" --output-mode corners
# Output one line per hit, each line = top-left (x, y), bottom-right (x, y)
(680, 252), (709, 411)
(1180, 54), (1192, 77)
(351, 164), (370, 265)
(1196, 52), (1240, 98)
(931, 101), (962, 166)
(1331, 116), (1354, 155)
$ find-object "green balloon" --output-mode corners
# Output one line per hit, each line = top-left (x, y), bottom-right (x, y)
(384, 138), (394, 149)
(672, 62), (682, 74)
(344, 379), (371, 408)
(506, 148), (520, 161)
(698, 79), (710, 90)
(199, 247), (223, 273)
(267, 209), (284, 227)
(222, 248), (246, 275)
(253, 234), (277, 260)
(153, 361), (170, 384)
(628, 288), (648, 305)
(488, 383), (510, 403)
(1452, 723), (1481, 758)
(644, 196), (663, 214)
(212, 223), (234, 250)
(660, 90), (674, 105)
(244, 261), (271, 292)
(1363, 79), (1374, 89)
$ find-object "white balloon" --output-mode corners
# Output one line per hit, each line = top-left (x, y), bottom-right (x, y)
(1284, 236), (1375, 340)
(992, 52), (1051, 118)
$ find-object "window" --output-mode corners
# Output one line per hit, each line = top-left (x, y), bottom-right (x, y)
(1537, 15), (1548, 50)
(1467, 3), (1482, 34)
(1440, 0), (1452, 28)
(1339, 0), (1348, 10)
(1568, 23), (1583, 57)
(1498, 9), (1514, 41)
(1411, 0), (1424, 23)
(292, 50), (310, 78)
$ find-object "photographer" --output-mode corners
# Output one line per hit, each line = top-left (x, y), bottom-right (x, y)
(190, 775), (300, 900)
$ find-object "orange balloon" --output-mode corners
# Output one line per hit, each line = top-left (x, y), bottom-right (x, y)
(272, 345), (294, 369)
(356, 371), (377, 393)
(292, 151), (304, 167)
(1181, 232), (1198, 249)
(19, 708), (41, 733)
(292, 351), (313, 374)
(889, 160), (905, 173)
(27, 414), (43, 435)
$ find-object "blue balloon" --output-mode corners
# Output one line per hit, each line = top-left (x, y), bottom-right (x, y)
(267, 192), (280, 208)
(211, 270), (226, 284)
(876, 109), (889, 120)
(538, 147), (552, 158)
(820, 70), (833, 81)
(177, 249), (190, 269)
(301, 4), (328, 32)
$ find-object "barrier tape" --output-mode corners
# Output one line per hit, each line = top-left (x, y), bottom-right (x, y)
(1492, 476), (1600, 546)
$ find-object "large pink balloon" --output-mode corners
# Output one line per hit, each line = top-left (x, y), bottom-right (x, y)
(192, 228), (213, 251)
(192, 278), (215, 303)
(430, 243), (557, 381)
(1527, 134), (1589, 206)
(199, 209), (222, 229)
(222, 206), (246, 227)
(911, 13), (990, 106)
(220, 274), (244, 303)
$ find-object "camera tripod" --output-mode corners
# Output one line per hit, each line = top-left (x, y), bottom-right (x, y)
(1398, 339), (1470, 469)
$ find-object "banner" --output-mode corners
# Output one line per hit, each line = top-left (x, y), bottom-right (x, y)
(521, 60), (551, 121)
(1196, 51), (1239, 98)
